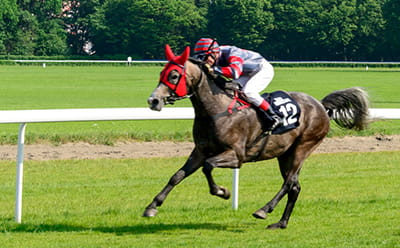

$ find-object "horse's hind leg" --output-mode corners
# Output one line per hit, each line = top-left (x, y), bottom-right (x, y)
(143, 148), (204, 217)
(266, 174), (301, 229)
(253, 151), (306, 229)
(254, 136), (324, 229)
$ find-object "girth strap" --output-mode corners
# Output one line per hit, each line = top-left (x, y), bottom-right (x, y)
(228, 91), (251, 114)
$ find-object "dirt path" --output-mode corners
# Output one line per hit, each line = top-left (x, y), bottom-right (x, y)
(0, 135), (399, 161)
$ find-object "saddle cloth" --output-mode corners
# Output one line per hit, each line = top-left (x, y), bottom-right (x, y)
(260, 91), (301, 134)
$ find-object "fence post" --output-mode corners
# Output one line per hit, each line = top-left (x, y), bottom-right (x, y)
(232, 168), (239, 210)
(15, 123), (27, 223)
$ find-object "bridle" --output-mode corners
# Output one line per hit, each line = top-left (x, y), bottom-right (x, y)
(162, 65), (198, 105)
(158, 45), (195, 105)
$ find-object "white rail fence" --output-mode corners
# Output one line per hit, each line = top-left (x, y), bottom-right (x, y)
(0, 107), (398, 223)
(12, 59), (400, 66)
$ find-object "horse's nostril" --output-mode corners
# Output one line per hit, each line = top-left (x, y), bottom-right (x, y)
(150, 98), (159, 106)
(148, 97), (162, 111)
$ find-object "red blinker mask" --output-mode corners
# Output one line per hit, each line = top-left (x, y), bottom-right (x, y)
(159, 45), (190, 97)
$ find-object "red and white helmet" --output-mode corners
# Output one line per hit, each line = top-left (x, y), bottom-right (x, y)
(194, 38), (220, 60)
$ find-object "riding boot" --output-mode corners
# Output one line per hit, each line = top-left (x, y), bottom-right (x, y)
(259, 99), (283, 131)
(265, 107), (283, 131)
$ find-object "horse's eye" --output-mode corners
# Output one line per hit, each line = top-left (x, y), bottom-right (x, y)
(168, 72), (180, 84)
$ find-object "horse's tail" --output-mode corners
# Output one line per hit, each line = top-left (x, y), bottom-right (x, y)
(321, 87), (370, 130)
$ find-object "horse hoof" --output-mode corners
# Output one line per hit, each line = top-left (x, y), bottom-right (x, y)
(217, 186), (231, 200)
(267, 221), (287, 230)
(143, 208), (158, 217)
(252, 209), (267, 219)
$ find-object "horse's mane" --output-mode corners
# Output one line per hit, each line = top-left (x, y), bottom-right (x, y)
(188, 57), (204, 65)
(187, 57), (239, 97)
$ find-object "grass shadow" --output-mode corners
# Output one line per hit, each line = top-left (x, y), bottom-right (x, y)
(1, 221), (245, 235)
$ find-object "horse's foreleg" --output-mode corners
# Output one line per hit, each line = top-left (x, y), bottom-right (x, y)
(202, 150), (240, 200)
(143, 148), (204, 217)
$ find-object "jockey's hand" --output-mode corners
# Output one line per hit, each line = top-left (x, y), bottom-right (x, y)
(203, 63), (214, 74)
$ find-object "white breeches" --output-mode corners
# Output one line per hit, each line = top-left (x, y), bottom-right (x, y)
(237, 60), (274, 107)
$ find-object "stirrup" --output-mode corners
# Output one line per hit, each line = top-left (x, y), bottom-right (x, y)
(268, 115), (283, 131)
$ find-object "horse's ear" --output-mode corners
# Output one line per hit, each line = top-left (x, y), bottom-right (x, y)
(165, 44), (175, 61)
(176, 46), (190, 66)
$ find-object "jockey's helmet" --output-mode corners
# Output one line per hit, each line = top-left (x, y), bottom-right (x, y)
(194, 38), (220, 60)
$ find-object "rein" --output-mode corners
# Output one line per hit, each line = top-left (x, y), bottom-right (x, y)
(163, 93), (193, 105)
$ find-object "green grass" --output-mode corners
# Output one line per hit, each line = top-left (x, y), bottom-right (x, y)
(269, 67), (400, 109)
(1, 65), (398, 109)
(0, 65), (399, 144)
(0, 120), (194, 145)
(0, 65), (159, 109)
(1, 65), (398, 247)
(0, 152), (399, 247)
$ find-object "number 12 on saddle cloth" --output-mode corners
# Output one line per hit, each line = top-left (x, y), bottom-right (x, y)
(261, 91), (301, 134)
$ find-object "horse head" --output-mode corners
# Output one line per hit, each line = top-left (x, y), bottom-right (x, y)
(148, 45), (194, 111)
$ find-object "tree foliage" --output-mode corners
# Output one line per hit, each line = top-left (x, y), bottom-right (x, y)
(91, 0), (206, 58)
(207, 0), (274, 50)
(0, 0), (19, 54)
(382, 0), (400, 58)
(63, 0), (104, 55)
(0, 0), (399, 60)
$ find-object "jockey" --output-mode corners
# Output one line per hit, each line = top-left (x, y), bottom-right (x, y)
(193, 38), (283, 130)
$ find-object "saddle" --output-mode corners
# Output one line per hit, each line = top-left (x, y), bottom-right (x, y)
(216, 77), (301, 135)
(259, 91), (301, 134)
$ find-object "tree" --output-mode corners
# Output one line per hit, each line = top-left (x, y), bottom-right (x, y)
(12, 9), (39, 55)
(91, 0), (207, 58)
(350, 0), (385, 60)
(16, 0), (68, 55)
(34, 19), (68, 56)
(264, 0), (315, 60)
(63, 0), (105, 55)
(0, 0), (396, 60)
(306, 0), (358, 60)
(0, 0), (19, 54)
(208, 0), (274, 52)
(382, 0), (400, 60)
(17, 0), (62, 22)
